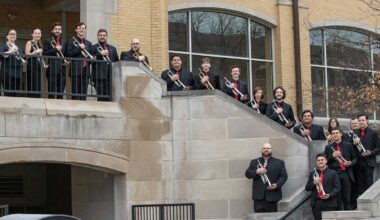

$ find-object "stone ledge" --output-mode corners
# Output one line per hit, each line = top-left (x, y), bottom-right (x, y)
(0, 96), (46, 115)
(322, 210), (371, 219)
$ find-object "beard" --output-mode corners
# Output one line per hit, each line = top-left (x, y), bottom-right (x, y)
(262, 152), (272, 158)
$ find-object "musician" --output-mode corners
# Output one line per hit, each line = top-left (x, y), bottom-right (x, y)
(352, 114), (380, 195)
(25, 28), (44, 98)
(305, 153), (341, 220)
(120, 38), (149, 65)
(90, 29), (119, 101)
(222, 65), (249, 103)
(194, 57), (220, 90)
(161, 54), (194, 91)
(43, 22), (67, 99)
(245, 143), (288, 212)
(266, 87), (296, 128)
(66, 22), (92, 100)
(0, 29), (24, 97)
(247, 87), (267, 114)
(342, 118), (359, 142)
(293, 110), (325, 140)
(324, 128), (357, 210)
(325, 118), (340, 143)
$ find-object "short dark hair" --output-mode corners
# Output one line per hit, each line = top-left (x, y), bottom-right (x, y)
(170, 54), (181, 62)
(6, 29), (16, 37)
(330, 127), (342, 133)
(301, 110), (314, 119)
(230, 65), (241, 72)
(273, 86), (286, 99)
(357, 114), (368, 120)
(253, 87), (264, 99)
(316, 153), (327, 160)
(51, 22), (62, 30)
(200, 57), (211, 64)
(75, 22), (86, 29)
(97, 29), (107, 35)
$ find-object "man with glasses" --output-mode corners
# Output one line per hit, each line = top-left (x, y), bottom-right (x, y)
(120, 38), (149, 65)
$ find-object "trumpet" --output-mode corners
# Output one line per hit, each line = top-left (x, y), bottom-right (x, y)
(350, 132), (367, 154)
(224, 77), (247, 99)
(330, 145), (348, 164)
(50, 38), (70, 66)
(250, 99), (261, 114)
(313, 168), (326, 197)
(166, 69), (188, 89)
(299, 123), (312, 141)
(31, 42), (48, 69)
(97, 44), (111, 62)
(324, 130), (334, 144)
(272, 101), (289, 124)
(72, 37), (94, 59)
(257, 159), (271, 186)
(198, 68), (214, 90)
(133, 51), (153, 71)
(6, 43), (26, 64)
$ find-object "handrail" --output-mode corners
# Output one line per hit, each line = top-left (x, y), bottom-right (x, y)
(279, 194), (311, 220)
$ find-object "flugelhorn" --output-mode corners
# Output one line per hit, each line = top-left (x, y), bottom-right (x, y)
(72, 37), (94, 59)
(166, 69), (188, 89)
(257, 159), (271, 186)
(31, 42), (48, 69)
(6, 43), (26, 64)
(224, 77), (247, 99)
(299, 123), (312, 141)
(133, 51), (153, 71)
(198, 68), (214, 90)
(50, 38), (70, 66)
(313, 168), (326, 197)
(272, 101), (289, 124)
(350, 132), (367, 153)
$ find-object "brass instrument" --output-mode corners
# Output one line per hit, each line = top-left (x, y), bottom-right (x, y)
(324, 130), (334, 144)
(257, 159), (271, 186)
(313, 168), (326, 196)
(330, 146), (348, 164)
(350, 132), (367, 154)
(166, 69), (188, 89)
(224, 77), (247, 99)
(96, 43), (111, 62)
(133, 51), (153, 71)
(299, 123), (312, 141)
(6, 43), (26, 64)
(31, 42), (48, 69)
(272, 101), (290, 124)
(50, 38), (70, 66)
(198, 68), (214, 90)
(72, 37), (94, 59)
(250, 98), (261, 114)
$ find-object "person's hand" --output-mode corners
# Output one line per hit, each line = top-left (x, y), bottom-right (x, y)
(170, 74), (179, 81)
(10, 46), (18, 53)
(353, 137), (360, 145)
(344, 161), (352, 167)
(35, 49), (43, 54)
(240, 95), (248, 101)
(56, 45), (62, 51)
(256, 167), (267, 175)
(79, 43), (85, 49)
(285, 122), (293, 128)
(313, 177), (320, 185)
(201, 75), (209, 84)
(138, 55), (145, 61)
(321, 194), (330, 200)
(332, 151), (341, 158)
(275, 107), (283, 114)
(267, 184), (277, 190)
(101, 49), (109, 56)
(362, 150), (372, 157)
(301, 129), (310, 137)
(228, 82), (235, 89)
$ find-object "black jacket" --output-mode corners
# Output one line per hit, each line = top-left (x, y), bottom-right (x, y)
(90, 42), (119, 79)
(352, 127), (380, 167)
(43, 36), (67, 76)
(120, 49), (149, 64)
(247, 101), (267, 115)
(305, 168), (341, 208)
(293, 124), (326, 140)
(245, 157), (288, 202)
(0, 43), (24, 79)
(66, 36), (92, 77)
(266, 101), (296, 128)
(324, 141), (357, 182)
(222, 79), (250, 103)
(193, 71), (221, 90)
(161, 68), (194, 91)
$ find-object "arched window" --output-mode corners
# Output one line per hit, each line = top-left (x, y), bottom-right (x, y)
(169, 10), (274, 101)
(310, 28), (380, 119)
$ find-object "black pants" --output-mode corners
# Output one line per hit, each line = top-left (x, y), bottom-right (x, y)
(71, 73), (88, 100)
(4, 75), (21, 97)
(26, 67), (41, 98)
(253, 199), (278, 212)
(47, 72), (66, 99)
(356, 163), (374, 195)
(337, 172), (353, 210)
(94, 77), (111, 101)
(312, 200), (336, 220)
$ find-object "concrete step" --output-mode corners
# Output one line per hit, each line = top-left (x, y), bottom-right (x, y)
(322, 210), (372, 219)
(243, 212), (286, 220)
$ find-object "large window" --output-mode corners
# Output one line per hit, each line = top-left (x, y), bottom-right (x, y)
(169, 10), (274, 102)
(311, 28), (380, 119)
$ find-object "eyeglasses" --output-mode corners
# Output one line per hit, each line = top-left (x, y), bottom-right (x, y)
(8, 33), (16, 36)
(132, 42), (140, 45)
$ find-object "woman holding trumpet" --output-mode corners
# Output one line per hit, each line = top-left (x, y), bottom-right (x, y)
(247, 87), (267, 114)
(25, 28), (45, 98)
(222, 65), (249, 103)
(0, 29), (25, 97)
(194, 57), (220, 90)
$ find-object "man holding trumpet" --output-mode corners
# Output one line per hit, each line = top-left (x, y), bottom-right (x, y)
(324, 128), (357, 210)
(266, 86), (296, 129)
(294, 110), (325, 141)
(222, 65), (249, 103)
(194, 57), (220, 90)
(245, 143), (288, 213)
(161, 54), (194, 91)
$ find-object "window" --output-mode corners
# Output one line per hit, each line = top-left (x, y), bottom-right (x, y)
(310, 28), (379, 119)
(169, 10), (274, 102)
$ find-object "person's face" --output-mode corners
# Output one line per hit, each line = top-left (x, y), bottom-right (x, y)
(275, 89), (284, 100)
(254, 90), (263, 100)
(201, 61), (211, 72)
(350, 119), (359, 130)
(330, 119), (337, 128)
(316, 156), (327, 169)
(32, 29), (41, 41)
(52, 25), (62, 37)
(302, 112), (313, 124)
(98, 32), (107, 43)
(171, 56), (182, 69)
(231, 67), (240, 79)
(7, 30), (17, 42)
(76, 24), (86, 37)
(261, 144), (272, 157)
(331, 130), (342, 142)
(131, 40), (140, 51)
(358, 116), (368, 128)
